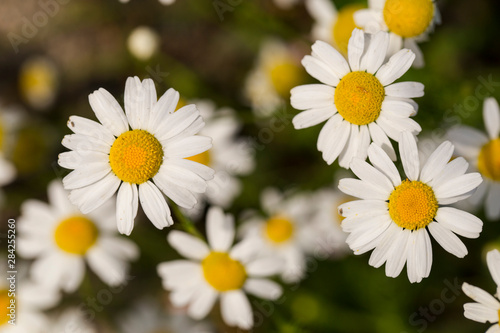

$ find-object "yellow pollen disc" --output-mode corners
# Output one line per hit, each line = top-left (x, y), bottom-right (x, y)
(388, 180), (438, 230)
(185, 150), (211, 167)
(383, 0), (434, 38)
(334, 71), (385, 125)
(265, 215), (295, 243)
(54, 216), (98, 255)
(109, 130), (163, 184)
(0, 290), (10, 326)
(332, 4), (365, 55)
(202, 252), (247, 292)
(269, 61), (303, 98)
(477, 138), (500, 181)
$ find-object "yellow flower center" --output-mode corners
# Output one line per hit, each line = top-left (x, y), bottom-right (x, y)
(477, 138), (500, 181)
(109, 130), (164, 184)
(265, 215), (295, 243)
(334, 71), (385, 125)
(54, 216), (98, 255)
(19, 58), (57, 107)
(388, 180), (438, 230)
(185, 150), (211, 166)
(332, 4), (365, 55)
(202, 252), (247, 292)
(269, 61), (303, 98)
(383, 0), (435, 38)
(0, 290), (10, 326)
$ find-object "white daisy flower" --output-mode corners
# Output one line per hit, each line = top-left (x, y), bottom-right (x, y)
(0, 262), (61, 333)
(338, 131), (483, 283)
(127, 26), (160, 61)
(239, 188), (315, 283)
(305, 0), (365, 55)
(117, 298), (214, 333)
(58, 76), (214, 235)
(354, 0), (441, 68)
(462, 249), (500, 332)
(185, 100), (255, 213)
(157, 206), (283, 330)
(291, 29), (423, 168)
(18, 180), (139, 293)
(448, 97), (500, 220)
(244, 39), (304, 117)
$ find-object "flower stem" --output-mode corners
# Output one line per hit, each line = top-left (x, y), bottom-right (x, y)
(170, 203), (204, 240)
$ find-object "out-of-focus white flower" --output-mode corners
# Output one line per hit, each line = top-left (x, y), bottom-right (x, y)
(127, 26), (160, 61)
(19, 56), (59, 110)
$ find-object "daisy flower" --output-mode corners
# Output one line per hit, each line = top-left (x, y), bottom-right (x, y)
(186, 100), (255, 213)
(18, 180), (139, 292)
(0, 106), (20, 190)
(117, 298), (214, 333)
(354, 0), (441, 68)
(0, 262), (61, 333)
(462, 249), (500, 332)
(58, 76), (214, 235)
(338, 131), (483, 283)
(305, 0), (365, 55)
(19, 56), (59, 111)
(239, 188), (315, 283)
(448, 97), (500, 220)
(127, 26), (160, 61)
(244, 39), (304, 117)
(291, 29), (423, 168)
(157, 206), (283, 330)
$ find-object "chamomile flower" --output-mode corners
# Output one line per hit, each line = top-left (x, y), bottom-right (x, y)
(18, 180), (139, 293)
(462, 249), (500, 332)
(239, 188), (314, 283)
(244, 39), (304, 117)
(58, 76), (214, 235)
(157, 207), (283, 330)
(305, 0), (365, 55)
(186, 100), (255, 213)
(338, 131), (483, 283)
(0, 262), (61, 333)
(291, 29), (423, 168)
(19, 56), (59, 110)
(448, 97), (500, 220)
(354, 0), (441, 68)
(127, 26), (160, 61)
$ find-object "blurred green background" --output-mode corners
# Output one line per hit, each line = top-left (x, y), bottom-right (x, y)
(1, 0), (500, 332)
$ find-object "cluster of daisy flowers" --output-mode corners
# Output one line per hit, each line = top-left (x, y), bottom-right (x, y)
(6, 0), (499, 332)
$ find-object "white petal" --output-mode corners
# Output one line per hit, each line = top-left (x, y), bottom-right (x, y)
(385, 82), (424, 98)
(321, 119), (350, 165)
(380, 99), (416, 118)
(435, 207), (483, 239)
(220, 290), (253, 330)
(487, 249), (500, 289)
(350, 157), (394, 193)
(338, 178), (389, 200)
(124, 76), (149, 130)
(486, 183), (500, 220)
(62, 133), (110, 154)
(244, 278), (283, 300)
(62, 164), (111, 190)
(148, 88), (179, 130)
(167, 230), (210, 260)
(311, 40), (351, 79)
(167, 158), (214, 181)
(434, 173), (483, 201)
(338, 124), (359, 168)
(419, 141), (454, 183)
(139, 181), (173, 229)
(153, 172), (198, 208)
(160, 163), (208, 193)
(360, 30), (389, 73)
(58, 150), (108, 170)
(293, 107), (336, 129)
(302, 55), (340, 86)
(116, 183), (138, 235)
(375, 49), (415, 86)
(463, 282), (500, 309)
(447, 126), (488, 157)
(464, 302), (499, 324)
(399, 131), (420, 181)
(188, 286), (218, 320)
(347, 28), (365, 71)
(163, 136), (212, 159)
(88, 88), (129, 136)
(385, 228), (411, 278)
(156, 104), (200, 141)
(290, 84), (335, 110)
(368, 223), (400, 268)
(206, 206), (234, 252)
(68, 172), (121, 214)
(368, 122), (397, 161)
(246, 257), (284, 277)
(430, 157), (469, 188)
(338, 199), (388, 219)
(427, 222), (468, 258)
(367, 142), (400, 186)
(484, 98), (500, 139)
(67, 115), (115, 145)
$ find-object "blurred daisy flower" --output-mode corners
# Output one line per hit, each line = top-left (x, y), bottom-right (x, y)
(354, 0), (441, 68)
(305, 0), (365, 55)
(19, 56), (59, 111)
(239, 188), (314, 283)
(0, 262), (61, 333)
(244, 39), (304, 117)
(18, 180), (139, 292)
(127, 26), (160, 61)
(58, 76), (214, 235)
(48, 308), (96, 333)
(117, 298), (214, 333)
(462, 249), (500, 331)
(0, 106), (21, 190)
(186, 100), (255, 214)
(157, 207), (283, 330)
(273, 0), (300, 10)
(339, 131), (483, 283)
(291, 29), (423, 168)
(448, 97), (500, 220)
